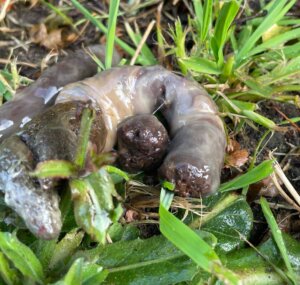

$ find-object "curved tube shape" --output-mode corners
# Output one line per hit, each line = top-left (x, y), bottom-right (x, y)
(0, 65), (225, 239)
(0, 45), (117, 239)
(0, 45), (119, 142)
(0, 100), (106, 239)
(0, 135), (61, 239)
(57, 66), (226, 197)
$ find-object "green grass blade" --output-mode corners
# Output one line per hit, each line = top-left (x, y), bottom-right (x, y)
(219, 160), (274, 192)
(265, 56), (300, 84)
(105, 0), (120, 69)
(30, 160), (77, 179)
(279, 18), (300, 25)
(236, 0), (296, 65)
(74, 107), (94, 169)
(248, 27), (300, 57)
(192, 0), (203, 34)
(172, 19), (188, 74)
(211, 0), (239, 65)
(262, 42), (300, 62)
(70, 0), (145, 65)
(41, 0), (74, 27)
(160, 187), (174, 211)
(201, 0), (213, 42)
(159, 205), (239, 284)
(124, 22), (157, 65)
(260, 197), (297, 284)
(105, 165), (129, 181)
(237, 25), (252, 49)
(160, 205), (218, 272)
(179, 57), (221, 74)
(242, 110), (278, 130)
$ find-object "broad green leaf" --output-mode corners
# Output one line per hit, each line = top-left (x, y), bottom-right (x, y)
(73, 230), (216, 285)
(70, 169), (121, 244)
(0, 232), (44, 283)
(107, 223), (140, 243)
(225, 233), (300, 284)
(0, 252), (20, 285)
(191, 193), (253, 252)
(30, 160), (77, 179)
(82, 263), (108, 285)
(179, 57), (221, 74)
(49, 229), (84, 271)
(87, 168), (120, 213)
(53, 258), (83, 285)
(219, 160), (274, 192)
(32, 239), (57, 269)
(70, 179), (110, 244)
(260, 197), (297, 284)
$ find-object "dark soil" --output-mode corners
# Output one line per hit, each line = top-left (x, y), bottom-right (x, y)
(237, 101), (300, 191)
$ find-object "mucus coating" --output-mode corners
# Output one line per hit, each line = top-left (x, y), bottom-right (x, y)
(57, 66), (226, 197)
(0, 64), (226, 239)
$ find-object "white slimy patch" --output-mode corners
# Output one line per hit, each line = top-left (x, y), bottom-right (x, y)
(20, 116), (32, 128)
(0, 119), (14, 131)
(35, 86), (62, 104)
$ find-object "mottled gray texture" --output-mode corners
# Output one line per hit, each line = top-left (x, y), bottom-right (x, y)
(0, 63), (225, 239)
(0, 136), (61, 239)
(0, 45), (119, 141)
(57, 66), (226, 197)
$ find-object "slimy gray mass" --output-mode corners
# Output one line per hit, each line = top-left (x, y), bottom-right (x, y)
(0, 50), (226, 239)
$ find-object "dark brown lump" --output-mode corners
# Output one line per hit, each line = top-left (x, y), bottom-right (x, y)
(117, 114), (169, 172)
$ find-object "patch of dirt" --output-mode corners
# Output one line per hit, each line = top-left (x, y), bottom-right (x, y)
(236, 101), (300, 190)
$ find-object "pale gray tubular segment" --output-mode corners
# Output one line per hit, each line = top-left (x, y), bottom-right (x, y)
(0, 45), (119, 142)
(57, 66), (225, 196)
(134, 66), (226, 196)
(0, 136), (61, 239)
(138, 65), (225, 195)
(56, 66), (143, 151)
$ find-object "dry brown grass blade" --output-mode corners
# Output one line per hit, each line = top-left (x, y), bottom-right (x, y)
(130, 19), (156, 66)
(0, 0), (12, 22)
